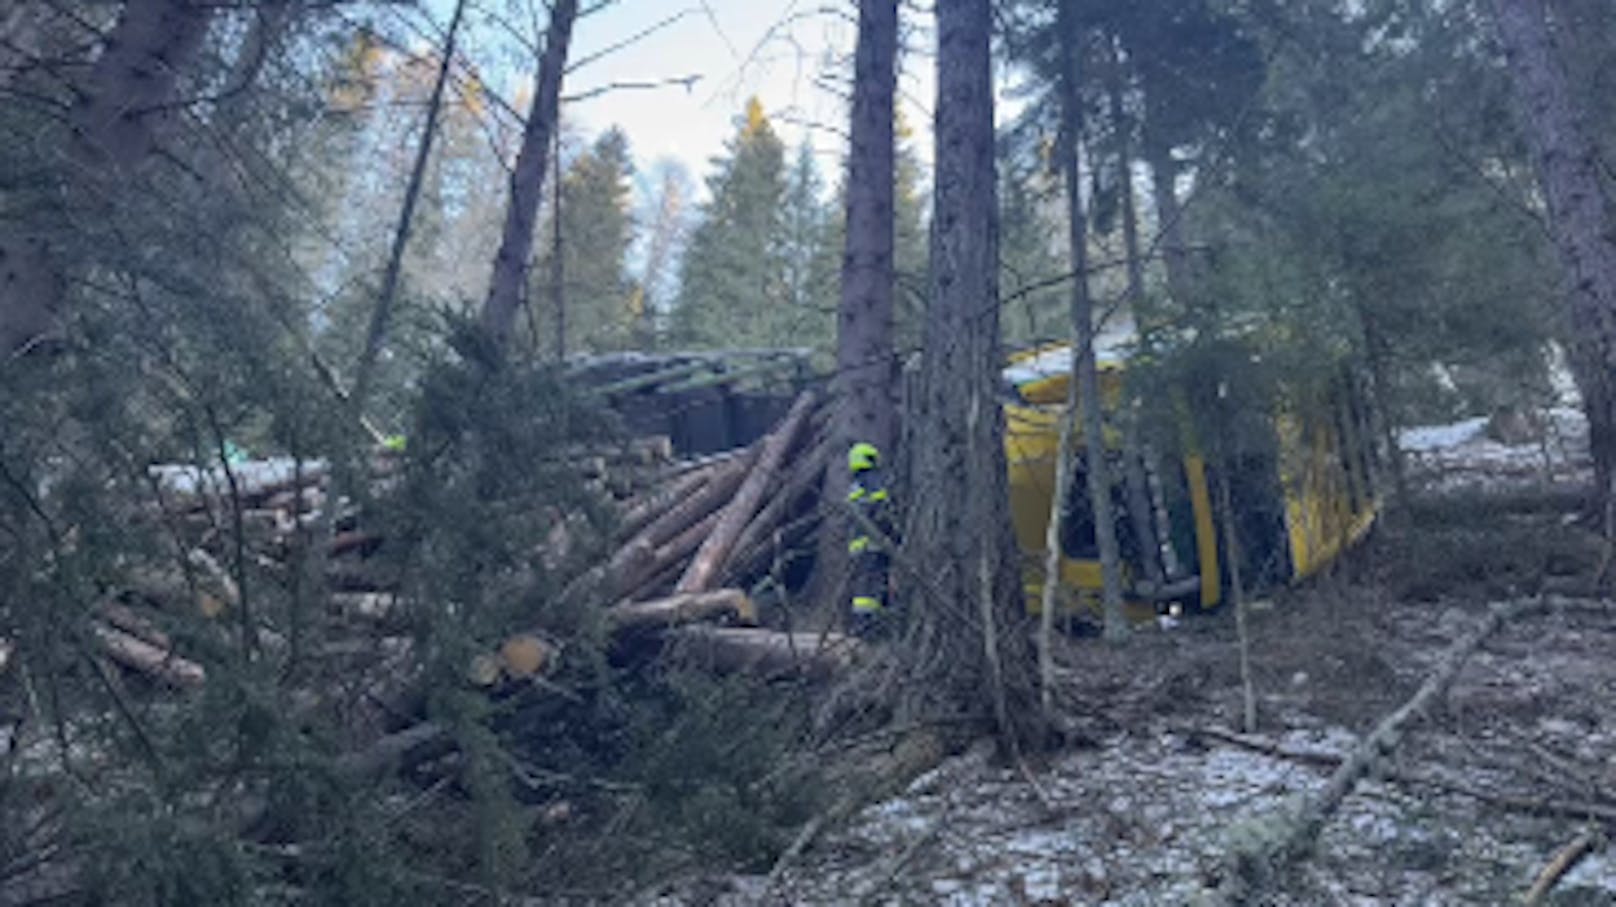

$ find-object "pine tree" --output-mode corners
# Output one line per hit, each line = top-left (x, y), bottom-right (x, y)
(672, 97), (790, 348)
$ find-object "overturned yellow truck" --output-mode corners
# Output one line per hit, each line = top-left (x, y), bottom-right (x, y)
(1001, 339), (1381, 625)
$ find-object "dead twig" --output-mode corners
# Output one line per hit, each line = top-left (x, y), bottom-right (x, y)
(1523, 825), (1605, 906)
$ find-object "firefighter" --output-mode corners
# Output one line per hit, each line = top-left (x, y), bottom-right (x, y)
(846, 440), (894, 639)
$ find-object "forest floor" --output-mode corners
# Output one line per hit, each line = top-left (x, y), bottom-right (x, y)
(643, 412), (1616, 906)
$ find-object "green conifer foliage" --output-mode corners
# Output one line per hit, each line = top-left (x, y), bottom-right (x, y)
(534, 126), (638, 354)
(672, 98), (790, 348)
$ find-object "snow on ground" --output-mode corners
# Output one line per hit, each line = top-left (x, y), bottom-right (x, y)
(1398, 408), (1590, 492)
(640, 462), (1616, 906)
(645, 712), (1616, 905)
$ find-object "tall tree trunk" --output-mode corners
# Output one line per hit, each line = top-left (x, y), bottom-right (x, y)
(1358, 303), (1410, 507)
(355, 0), (466, 409)
(1490, 0), (1616, 530)
(903, 0), (1042, 750)
(1057, 1), (1127, 642)
(1106, 36), (1165, 592)
(1109, 39), (1148, 323)
(1147, 141), (1193, 312)
(1038, 348), (1080, 720)
(0, 0), (212, 354)
(551, 125), (566, 359)
(824, 0), (899, 617)
(479, 0), (578, 355)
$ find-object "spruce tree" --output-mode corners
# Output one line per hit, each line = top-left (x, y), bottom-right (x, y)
(672, 97), (790, 348)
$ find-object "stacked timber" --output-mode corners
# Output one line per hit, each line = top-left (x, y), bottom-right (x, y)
(547, 388), (857, 679)
(105, 387), (854, 695)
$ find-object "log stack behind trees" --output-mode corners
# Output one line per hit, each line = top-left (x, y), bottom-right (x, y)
(124, 384), (853, 700)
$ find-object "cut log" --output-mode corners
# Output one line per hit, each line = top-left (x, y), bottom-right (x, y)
(720, 432), (832, 583)
(498, 634), (557, 678)
(604, 589), (757, 633)
(658, 445), (751, 481)
(676, 391), (817, 594)
(607, 509), (723, 605)
(96, 601), (171, 649)
(92, 622), (205, 688)
(615, 554), (687, 607)
(670, 626), (859, 681)
(327, 530), (383, 559)
(149, 461), (329, 513)
(619, 465), (711, 541)
(637, 447), (755, 550)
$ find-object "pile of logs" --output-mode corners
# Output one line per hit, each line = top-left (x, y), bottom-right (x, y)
(109, 388), (856, 699)
(563, 388), (855, 678)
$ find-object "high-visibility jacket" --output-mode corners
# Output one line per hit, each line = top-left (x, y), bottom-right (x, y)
(847, 442), (893, 614)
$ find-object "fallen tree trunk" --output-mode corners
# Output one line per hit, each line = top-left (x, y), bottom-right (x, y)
(676, 391), (817, 594)
(670, 626), (860, 681)
(604, 589), (757, 634)
(1209, 597), (1547, 904)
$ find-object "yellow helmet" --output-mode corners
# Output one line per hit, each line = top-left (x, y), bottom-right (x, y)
(848, 441), (880, 472)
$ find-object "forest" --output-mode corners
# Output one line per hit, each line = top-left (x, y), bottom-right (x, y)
(3, 0), (1616, 903)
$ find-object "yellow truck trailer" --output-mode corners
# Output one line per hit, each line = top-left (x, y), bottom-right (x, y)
(1001, 340), (1381, 624)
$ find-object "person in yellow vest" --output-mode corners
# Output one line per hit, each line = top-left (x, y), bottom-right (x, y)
(846, 441), (894, 639)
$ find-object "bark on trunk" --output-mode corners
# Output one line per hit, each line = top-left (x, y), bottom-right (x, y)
(903, 0), (1042, 749)
(1490, 0), (1616, 529)
(822, 0), (900, 614)
(604, 589), (757, 633)
(1147, 142), (1193, 310)
(0, 0), (213, 353)
(479, 0), (578, 354)
(1057, 1), (1127, 641)
(1038, 356), (1080, 718)
(1107, 40), (1166, 591)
